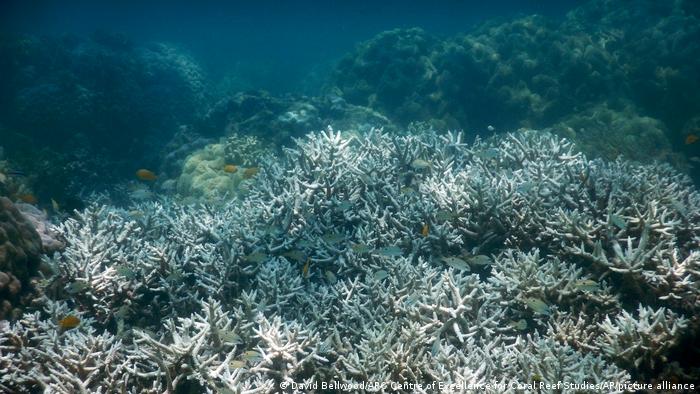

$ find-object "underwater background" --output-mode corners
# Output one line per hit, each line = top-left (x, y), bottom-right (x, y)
(1, 0), (700, 393)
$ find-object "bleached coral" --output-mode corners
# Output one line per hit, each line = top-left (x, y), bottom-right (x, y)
(0, 299), (127, 393)
(596, 305), (687, 370)
(3, 127), (698, 392)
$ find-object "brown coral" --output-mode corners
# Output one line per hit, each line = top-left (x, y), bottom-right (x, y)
(0, 197), (42, 319)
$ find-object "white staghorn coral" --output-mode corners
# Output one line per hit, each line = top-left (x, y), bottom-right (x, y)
(3, 126), (699, 392)
(596, 304), (688, 370)
(0, 299), (128, 393)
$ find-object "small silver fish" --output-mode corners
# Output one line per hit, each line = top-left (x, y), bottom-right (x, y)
(517, 182), (534, 194)
(66, 281), (89, 294)
(115, 265), (136, 280)
(51, 198), (60, 213)
(400, 186), (417, 195)
(609, 214), (626, 230)
(431, 338), (441, 356)
(375, 246), (403, 257)
(373, 270), (389, 281)
(351, 243), (371, 254)
(509, 319), (528, 331)
(477, 148), (499, 160)
(441, 256), (471, 271)
(524, 297), (550, 315)
(244, 252), (267, 263)
(282, 250), (306, 262)
(242, 350), (262, 362)
(574, 279), (598, 292)
(325, 270), (337, 282)
(229, 360), (247, 369)
(410, 159), (431, 170)
(321, 232), (345, 244)
(219, 329), (243, 344)
(435, 210), (456, 221)
(467, 255), (492, 267)
(166, 270), (184, 283)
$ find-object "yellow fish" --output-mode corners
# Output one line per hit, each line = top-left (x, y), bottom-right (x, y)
(224, 164), (238, 173)
(58, 315), (80, 331)
(302, 258), (310, 278)
(421, 223), (429, 237)
(18, 194), (37, 204)
(135, 169), (157, 181)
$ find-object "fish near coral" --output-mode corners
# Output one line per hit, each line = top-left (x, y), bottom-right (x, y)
(18, 194), (37, 204)
(51, 198), (60, 213)
(302, 258), (310, 278)
(58, 315), (80, 331)
(350, 243), (371, 254)
(224, 164), (238, 173)
(421, 223), (429, 237)
(410, 158), (431, 170)
(283, 250), (306, 262)
(466, 255), (492, 267)
(441, 256), (470, 271)
(574, 279), (599, 292)
(136, 169), (157, 181)
(244, 252), (267, 263)
(373, 270), (389, 281)
(685, 134), (699, 145)
(524, 297), (550, 315)
(242, 167), (259, 179)
(375, 245), (403, 257)
(321, 232), (345, 244)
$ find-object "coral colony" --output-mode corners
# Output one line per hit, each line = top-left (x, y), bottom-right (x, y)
(2, 127), (699, 392)
(1, 0), (700, 392)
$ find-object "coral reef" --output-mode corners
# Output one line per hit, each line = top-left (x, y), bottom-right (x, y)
(176, 133), (272, 201)
(329, 0), (700, 165)
(14, 202), (64, 254)
(0, 32), (210, 202)
(2, 127), (698, 392)
(169, 91), (396, 202)
(551, 101), (673, 163)
(199, 91), (395, 146)
(0, 197), (42, 320)
(330, 28), (442, 127)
